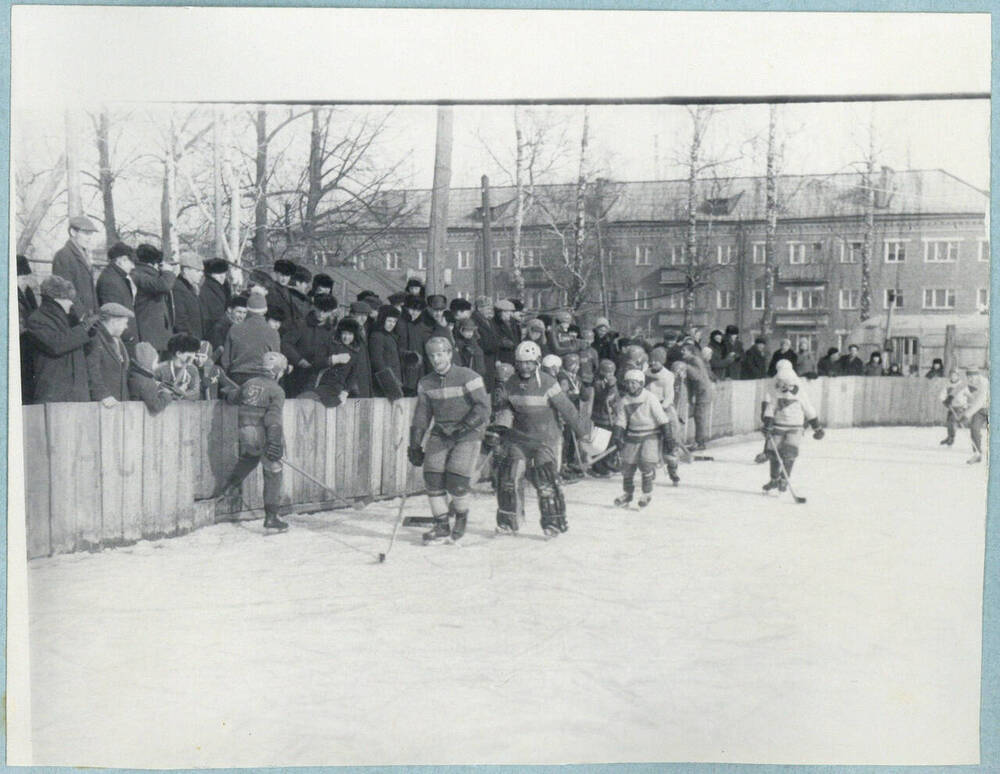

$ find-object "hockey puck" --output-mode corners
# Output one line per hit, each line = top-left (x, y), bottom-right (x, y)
(378, 552), (386, 562)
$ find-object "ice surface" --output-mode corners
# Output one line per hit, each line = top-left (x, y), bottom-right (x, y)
(25, 427), (987, 767)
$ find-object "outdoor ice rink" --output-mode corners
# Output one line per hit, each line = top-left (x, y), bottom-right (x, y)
(25, 426), (987, 768)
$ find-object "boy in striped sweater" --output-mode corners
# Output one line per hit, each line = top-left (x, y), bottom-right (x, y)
(612, 369), (674, 508)
(761, 359), (825, 492)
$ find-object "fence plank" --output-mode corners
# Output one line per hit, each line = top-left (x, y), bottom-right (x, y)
(99, 405), (126, 545)
(141, 406), (166, 538)
(176, 404), (199, 534)
(159, 404), (183, 536)
(337, 401), (359, 498)
(47, 402), (102, 552)
(323, 405), (339, 498)
(120, 402), (145, 542)
(22, 405), (51, 559)
(194, 401), (214, 500)
(292, 399), (325, 504)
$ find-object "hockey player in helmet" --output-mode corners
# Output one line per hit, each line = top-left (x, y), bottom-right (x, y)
(490, 340), (593, 537)
(214, 351), (291, 531)
(407, 336), (491, 542)
(612, 369), (674, 508)
(761, 359), (824, 492)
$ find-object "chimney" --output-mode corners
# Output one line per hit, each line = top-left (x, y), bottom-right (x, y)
(876, 166), (895, 209)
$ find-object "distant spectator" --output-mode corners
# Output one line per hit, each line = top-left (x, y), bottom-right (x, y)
(742, 337), (769, 380)
(307, 317), (362, 407)
(199, 258), (231, 337)
(707, 329), (727, 380)
(454, 316), (486, 377)
(132, 244), (177, 354)
(592, 316), (619, 362)
(369, 304), (404, 400)
(127, 342), (174, 415)
(195, 340), (226, 400)
(172, 252), (204, 339)
(396, 296), (429, 395)
(345, 302), (373, 397)
(24, 275), (95, 403)
(887, 363), (903, 376)
(864, 352), (885, 377)
(288, 266), (313, 326)
(839, 344), (865, 376)
(17, 255), (38, 402)
(723, 325), (744, 380)
(548, 310), (579, 358)
(97, 242), (138, 342)
(388, 291), (407, 312)
(577, 328), (600, 388)
(492, 300), (519, 366)
(472, 296), (499, 391)
(155, 334), (201, 401)
(52, 215), (99, 317)
(523, 318), (550, 356)
(266, 260), (297, 324)
(282, 295), (339, 397)
(209, 294), (248, 351)
(767, 337), (797, 376)
(405, 277), (426, 299)
(310, 273), (335, 301)
(87, 303), (135, 405)
(926, 357), (946, 379)
(797, 342), (818, 379)
(422, 295), (453, 348)
(222, 291), (280, 385)
(817, 347), (840, 377)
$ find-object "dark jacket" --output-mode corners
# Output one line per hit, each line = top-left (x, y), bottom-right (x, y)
(18, 286), (38, 402)
(454, 333), (486, 377)
(723, 336), (745, 380)
(817, 354), (839, 377)
(52, 240), (98, 317)
(492, 313), (520, 366)
(172, 276), (203, 340)
(86, 323), (131, 401)
(208, 315), (234, 351)
(472, 309), (499, 390)
(266, 283), (295, 326)
(864, 361), (885, 377)
(18, 286), (38, 332)
(369, 318), (403, 399)
(127, 363), (174, 415)
(282, 311), (337, 397)
(222, 314), (281, 378)
(24, 297), (95, 403)
(839, 355), (865, 376)
(199, 276), (230, 337)
(132, 264), (176, 352)
(310, 339), (356, 407)
(350, 328), (373, 398)
(96, 262), (138, 341)
(288, 288), (312, 328)
(741, 346), (769, 380)
(395, 313), (430, 394)
(707, 332), (727, 380)
(767, 348), (797, 377)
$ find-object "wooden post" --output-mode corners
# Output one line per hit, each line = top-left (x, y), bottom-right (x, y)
(481, 174), (493, 300)
(943, 324), (956, 373)
(426, 106), (453, 294)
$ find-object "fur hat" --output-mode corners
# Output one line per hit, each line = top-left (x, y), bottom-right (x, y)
(404, 295), (426, 311)
(107, 242), (135, 262)
(292, 266), (312, 285)
(266, 307), (286, 323)
(167, 333), (201, 356)
(388, 291), (407, 306)
(457, 317), (477, 333)
(510, 299), (524, 312)
(725, 324), (739, 336)
(273, 259), (297, 277)
(449, 297), (473, 313)
(136, 244), (163, 265)
(314, 296), (339, 312)
(336, 316), (362, 338)
(349, 300), (371, 315)
(376, 304), (402, 325)
(312, 273), (335, 290)
(40, 275), (76, 301)
(204, 258), (228, 275)
(427, 294), (448, 311)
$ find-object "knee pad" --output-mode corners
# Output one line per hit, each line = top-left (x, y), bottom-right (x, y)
(781, 444), (799, 463)
(428, 493), (449, 518)
(529, 461), (565, 517)
(640, 465), (656, 491)
(443, 471), (471, 497)
(451, 492), (471, 512)
(424, 470), (445, 491)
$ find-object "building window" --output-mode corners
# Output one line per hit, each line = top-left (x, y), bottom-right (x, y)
(980, 239), (990, 262)
(752, 289), (765, 310)
(978, 287), (989, 310)
(349, 255), (366, 271)
(667, 292), (686, 310)
(492, 249), (504, 268)
(635, 246), (652, 266)
(923, 288), (956, 310)
(526, 289), (543, 309)
(385, 251), (400, 270)
(787, 288), (824, 310)
(752, 242), (766, 264)
(788, 242), (807, 265)
(454, 290), (471, 301)
(716, 245), (734, 265)
(417, 250), (426, 270)
(634, 289), (651, 310)
(839, 289), (860, 310)
(883, 289), (904, 309)
(924, 240), (960, 263)
(716, 290), (735, 310)
(601, 247), (614, 265)
(669, 245), (687, 266)
(884, 240), (907, 263)
(841, 240), (863, 264)
(522, 248), (537, 267)
(456, 249), (472, 269)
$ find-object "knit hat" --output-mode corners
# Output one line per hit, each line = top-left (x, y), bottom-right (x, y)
(623, 369), (645, 384)
(246, 293), (267, 313)
(107, 242), (135, 262)
(40, 275), (76, 301)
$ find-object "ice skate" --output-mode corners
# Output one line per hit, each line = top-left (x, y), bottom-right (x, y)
(262, 509), (289, 531)
(495, 512), (519, 536)
(967, 452), (983, 464)
(422, 519), (452, 543)
(637, 493), (652, 508)
(940, 437), (954, 446)
(777, 477), (788, 492)
(762, 478), (781, 492)
(667, 467), (680, 486)
(450, 512), (467, 541)
(614, 493), (633, 508)
(754, 452), (769, 464)
(540, 516), (561, 538)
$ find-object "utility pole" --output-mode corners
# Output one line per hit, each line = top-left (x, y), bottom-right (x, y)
(426, 106), (453, 294)
(480, 174), (493, 299)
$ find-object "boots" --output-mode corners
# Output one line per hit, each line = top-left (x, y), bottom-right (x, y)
(637, 493), (652, 508)
(614, 492), (633, 507)
(263, 507), (288, 531)
(451, 511), (468, 541)
(423, 518), (452, 543)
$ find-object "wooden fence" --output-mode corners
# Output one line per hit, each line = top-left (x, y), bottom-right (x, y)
(21, 376), (947, 559)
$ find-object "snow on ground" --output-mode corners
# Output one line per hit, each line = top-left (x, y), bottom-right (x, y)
(25, 427), (986, 768)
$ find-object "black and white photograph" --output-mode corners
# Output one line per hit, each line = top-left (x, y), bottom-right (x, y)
(6, 7), (993, 769)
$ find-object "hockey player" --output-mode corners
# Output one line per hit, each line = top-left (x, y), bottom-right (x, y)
(588, 358), (621, 477)
(490, 340), (592, 536)
(612, 369), (674, 508)
(214, 351), (291, 531)
(961, 365), (989, 464)
(939, 368), (967, 446)
(644, 348), (680, 485)
(407, 336), (491, 543)
(761, 359), (824, 492)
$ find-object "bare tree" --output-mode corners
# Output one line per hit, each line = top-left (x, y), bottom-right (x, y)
(761, 103), (780, 337)
(16, 156), (66, 255)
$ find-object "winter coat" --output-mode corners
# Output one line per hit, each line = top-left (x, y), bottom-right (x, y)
(310, 339), (356, 407)
(369, 325), (403, 399)
(96, 262), (138, 341)
(208, 316), (234, 351)
(797, 350), (818, 378)
(266, 283), (296, 328)
(454, 334), (486, 378)
(594, 330), (620, 363)
(24, 297), (95, 403)
(472, 310), (500, 390)
(839, 355), (865, 376)
(52, 240), (98, 317)
(707, 333), (727, 380)
(491, 313), (520, 366)
(864, 362), (885, 377)
(742, 346), (769, 380)
(682, 350), (715, 398)
(395, 313), (431, 393)
(199, 276), (230, 338)
(18, 286), (38, 402)
(767, 348), (797, 376)
(723, 337), (745, 380)
(288, 288), (312, 329)
(86, 322), (131, 401)
(817, 354), (839, 377)
(172, 276), (203, 340)
(132, 264), (176, 353)
(349, 329), (373, 398)
(127, 364), (174, 415)
(18, 286), (38, 333)
(281, 311), (337, 397)
(221, 314), (281, 379)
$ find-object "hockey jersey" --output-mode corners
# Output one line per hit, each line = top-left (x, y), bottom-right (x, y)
(762, 374), (817, 428)
(411, 364), (490, 440)
(229, 374), (285, 441)
(613, 388), (671, 440)
(645, 366), (676, 410)
(494, 369), (590, 452)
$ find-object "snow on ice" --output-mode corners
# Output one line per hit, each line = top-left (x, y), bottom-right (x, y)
(25, 427), (986, 767)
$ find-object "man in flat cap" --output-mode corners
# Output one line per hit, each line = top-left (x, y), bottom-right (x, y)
(53, 214), (100, 317)
(87, 303), (135, 406)
(97, 242), (138, 343)
(172, 252), (204, 339)
(200, 258), (231, 336)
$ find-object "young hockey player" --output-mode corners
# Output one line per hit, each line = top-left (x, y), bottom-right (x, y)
(939, 368), (967, 446)
(588, 358), (621, 477)
(644, 348), (680, 485)
(611, 369), (674, 508)
(407, 336), (491, 543)
(961, 365), (989, 464)
(761, 359), (824, 492)
(214, 351), (291, 531)
(490, 340), (593, 536)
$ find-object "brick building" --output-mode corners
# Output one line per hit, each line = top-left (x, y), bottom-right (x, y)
(302, 168), (988, 366)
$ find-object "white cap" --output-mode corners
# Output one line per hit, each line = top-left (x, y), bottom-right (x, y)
(623, 369), (645, 384)
(775, 358), (796, 376)
(541, 354), (562, 370)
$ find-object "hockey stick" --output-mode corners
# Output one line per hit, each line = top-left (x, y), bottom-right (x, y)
(674, 437), (714, 462)
(378, 494), (409, 563)
(764, 433), (806, 504)
(282, 458), (374, 509)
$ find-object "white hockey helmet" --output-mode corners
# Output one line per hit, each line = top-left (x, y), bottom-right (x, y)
(515, 340), (542, 362)
(262, 351), (288, 376)
(541, 353), (562, 370)
(623, 369), (645, 384)
(425, 336), (453, 355)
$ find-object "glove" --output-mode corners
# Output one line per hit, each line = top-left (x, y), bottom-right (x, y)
(808, 418), (824, 440)
(265, 439), (283, 461)
(658, 423), (672, 444)
(407, 445), (425, 467)
(610, 427), (625, 449)
(484, 424), (506, 450)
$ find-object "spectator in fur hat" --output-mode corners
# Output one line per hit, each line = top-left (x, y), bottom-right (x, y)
(421, 295), (454, 354)
(97, 242), (137, 342)
(287, 267), (313, 326)
(272, 260), (297, 285)
(742, 337), (769, 380)
(343, 303), (373, 397)
(522, 317), (550, 356)
(369, 304), (404, 400)
(310, 273), (335, 300)
(155, 333), (202, 401)
(52, 214), (99, 317)
(132, 243), (177, 354)
(454, 316), (486, 376)
(510, 298), (525, 324)
(172, 253), (204, 340)
(266, 306), (286, 333)
(24, 276), (96, 403)
(306, 316), (363, 406)
(388, 291), (407, 310)
(87, 303), (134, 405)
(549, 309), (580, 358)
(396, 295), (429, 395)
(405, 277), (426, 299)
(266, 260), (297, 326)
(200, 258), (231, 336)
(723, 324), (744, 380)
(282, 294), (340, 397)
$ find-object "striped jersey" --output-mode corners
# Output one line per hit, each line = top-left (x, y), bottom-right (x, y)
(762, 375), (817, 428)
(494, 369), (590, 450)
(412, 364), (490, 439)
(613, 388), (671, 440)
